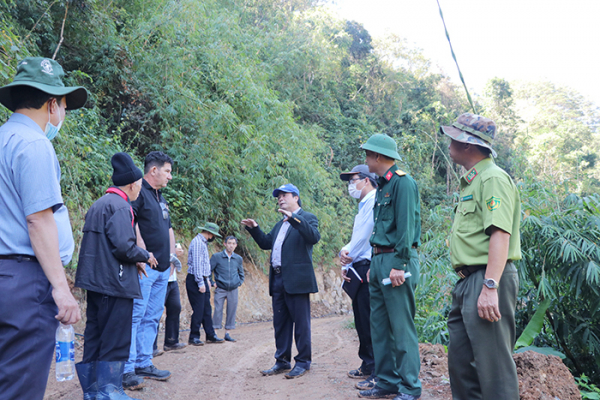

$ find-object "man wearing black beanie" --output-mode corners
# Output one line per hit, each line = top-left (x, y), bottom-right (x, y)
(75, 152), (158, 400)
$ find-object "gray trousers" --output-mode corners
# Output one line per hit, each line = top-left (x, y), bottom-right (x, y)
(448, 262), (519, 400)
(212, 287), (239, 330)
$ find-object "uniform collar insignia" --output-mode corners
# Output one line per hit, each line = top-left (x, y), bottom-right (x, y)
(385, 170), (393, 181)
(465, 168), (478, 184)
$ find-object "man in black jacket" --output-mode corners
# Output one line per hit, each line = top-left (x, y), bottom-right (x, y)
(241, 183), (320, 379)
(75, 152), (157, 400)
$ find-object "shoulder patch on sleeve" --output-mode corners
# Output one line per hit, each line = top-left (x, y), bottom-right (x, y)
(486, 196), (501, 211)
(395, 170), (406, 177)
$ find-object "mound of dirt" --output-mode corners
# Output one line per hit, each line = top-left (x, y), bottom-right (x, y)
(515, 351), (581, 400)
(417, 344), (582, 400)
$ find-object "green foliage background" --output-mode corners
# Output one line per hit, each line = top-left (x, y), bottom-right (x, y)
(2, 0), (600, 386)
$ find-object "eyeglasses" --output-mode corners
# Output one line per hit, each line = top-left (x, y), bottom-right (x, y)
(349, 178), (363, 184)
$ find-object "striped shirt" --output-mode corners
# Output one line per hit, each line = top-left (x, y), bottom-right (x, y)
(188, 233), (211, 288)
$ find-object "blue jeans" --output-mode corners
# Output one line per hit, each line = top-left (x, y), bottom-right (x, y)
(124, 266), (169, 373)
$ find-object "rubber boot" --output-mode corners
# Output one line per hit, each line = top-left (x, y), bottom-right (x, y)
(75, 362), (98, 400)
(96, 361), (140, 400)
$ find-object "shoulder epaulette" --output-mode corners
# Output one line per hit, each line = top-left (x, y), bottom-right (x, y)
(395, 170), (406, 177)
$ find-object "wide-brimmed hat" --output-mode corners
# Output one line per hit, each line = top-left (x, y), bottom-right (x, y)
(0, 57), (88, 111)
(360, 134), (402, 160)
(440, 113), (497, 158)
(339, 164), (378, 182)
(272, 183), (300, 198)
(197, 222), (221, 237)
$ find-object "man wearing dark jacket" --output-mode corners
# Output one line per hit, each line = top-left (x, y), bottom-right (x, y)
(241, 183), (320, 380)
(75, 152), (157, 400)
(211, 236), (245, 342)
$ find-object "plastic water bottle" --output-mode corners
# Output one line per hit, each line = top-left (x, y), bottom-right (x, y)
(382, 272), (412, 286)
(55, 323), (75, 381)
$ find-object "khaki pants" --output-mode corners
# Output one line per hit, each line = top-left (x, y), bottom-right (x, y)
(448, 262), (519, 400)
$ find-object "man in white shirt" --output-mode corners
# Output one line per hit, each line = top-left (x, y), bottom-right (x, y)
(339, 165), (379, 391)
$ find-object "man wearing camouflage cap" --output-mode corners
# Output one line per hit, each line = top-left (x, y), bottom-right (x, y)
(359, 134), (422, 400)
(0, 57), (87, 399)
(441, 113), (521, 399)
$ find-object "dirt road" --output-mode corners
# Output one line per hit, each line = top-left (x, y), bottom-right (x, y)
(44, 315), (450, 400)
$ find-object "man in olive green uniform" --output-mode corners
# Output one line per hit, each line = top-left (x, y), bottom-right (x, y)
(358, 134), (421, 400)
(441, 113), (521, 400)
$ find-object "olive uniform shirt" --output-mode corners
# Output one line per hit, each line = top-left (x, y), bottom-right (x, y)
(370, 164), (421, 267)
(450, 157), (521, 269)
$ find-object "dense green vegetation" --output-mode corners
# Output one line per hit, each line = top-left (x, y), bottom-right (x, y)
(2, 0), (599, 386)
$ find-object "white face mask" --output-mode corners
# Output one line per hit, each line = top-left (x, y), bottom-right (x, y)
(348, 182), (362, 199)
(44, 102), (64, 140)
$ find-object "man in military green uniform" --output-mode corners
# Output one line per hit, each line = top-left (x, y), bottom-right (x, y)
(358, 134), (422, 400)
(440, 113), (521, 399)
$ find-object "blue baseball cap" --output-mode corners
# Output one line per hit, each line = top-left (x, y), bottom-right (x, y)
(272, 183), (300, 198)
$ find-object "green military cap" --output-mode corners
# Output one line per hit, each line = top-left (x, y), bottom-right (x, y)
(0, 57), (88, 111)
(197, 222), (221, 237)
(360, 133), (402, 160)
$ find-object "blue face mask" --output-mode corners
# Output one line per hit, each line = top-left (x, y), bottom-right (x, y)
(44, 103), (64, 140)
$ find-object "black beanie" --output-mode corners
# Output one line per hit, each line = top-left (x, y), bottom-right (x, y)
(111, 152), (143, 186)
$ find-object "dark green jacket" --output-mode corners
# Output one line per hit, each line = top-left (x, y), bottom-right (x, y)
(370, 164), (421, 268)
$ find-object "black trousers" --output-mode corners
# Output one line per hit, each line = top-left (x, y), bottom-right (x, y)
(352, 261), (374, 374)
(153, 280), (182, 349)
(83, 290), (133, 362)
(0, 259), (57, 400)
(272, 272), (312, 369)
(186, 274), (216, 340)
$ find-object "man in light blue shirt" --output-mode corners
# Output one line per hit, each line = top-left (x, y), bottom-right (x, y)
(0, 57), (86, 400)
(339, 165), (379, 391)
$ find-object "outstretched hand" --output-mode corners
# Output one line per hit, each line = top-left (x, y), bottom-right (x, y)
(277, 209), (292, 221)
(241, 219), (258, 228)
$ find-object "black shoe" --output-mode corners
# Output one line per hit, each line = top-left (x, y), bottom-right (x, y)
(164, 342), (187, 351)
(261, 363), (291, 376)
(285, 365), (308, 379)
(135, 365), (171, 381)
(152, 348), (164, 358)
(393, 394), (421, 400)
(188, 338), (204, 346)
(358, 387), (398, 399)
(356, 375), (379, 390)
(122, 372), (145, 390)
(224, 333), (236, 342)
(348, 366), (369, 379)
(206, 335), (225, 344)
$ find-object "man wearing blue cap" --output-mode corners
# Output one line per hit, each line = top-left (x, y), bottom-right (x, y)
(242, 183), (320, 379)
(0, 57), (86, 400)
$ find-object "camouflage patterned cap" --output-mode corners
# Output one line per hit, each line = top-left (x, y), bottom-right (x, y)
(440, 113), (497, 158)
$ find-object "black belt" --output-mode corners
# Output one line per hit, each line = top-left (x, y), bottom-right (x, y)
(272, 266), (282, 274)
(353, 259), (371, 268)
(372, 246), (394, 255)
(372, 245), (417, 256)
(455, 265), (486, 279)
(0, 254), (38, 263)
